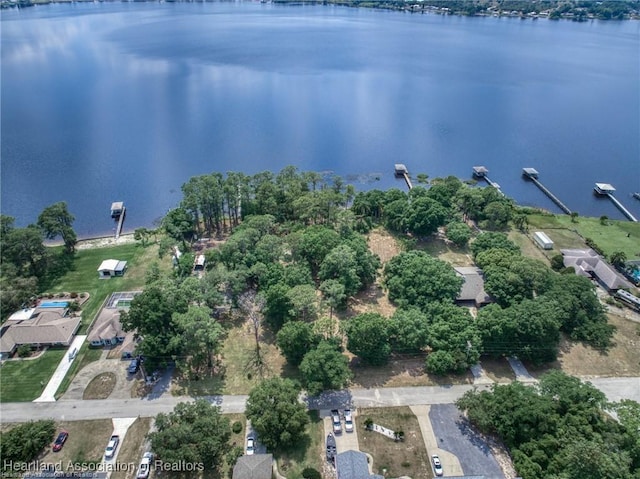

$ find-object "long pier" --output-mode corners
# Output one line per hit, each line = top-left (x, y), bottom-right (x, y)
(522, 168), (572, 215)
(472, 166), (504, 196)
(594, 184), (638, 222)
(394, 164), (413, 190)
(111, 202), (126, 239)
(115, 207), (126, 239)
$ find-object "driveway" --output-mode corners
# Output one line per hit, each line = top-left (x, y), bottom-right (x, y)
(429, 404), (505, 479)
(62, 358), (136, 400)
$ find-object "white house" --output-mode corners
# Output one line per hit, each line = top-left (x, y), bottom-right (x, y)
(98, 259), (128, 278)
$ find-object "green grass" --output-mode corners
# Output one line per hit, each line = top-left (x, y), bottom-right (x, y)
(0, 348), (66, 402)
(527, 214), (640, 260)
(54, 344), (103, 399)
(275, 411), (324, 479)
(46, 243), (167, 333)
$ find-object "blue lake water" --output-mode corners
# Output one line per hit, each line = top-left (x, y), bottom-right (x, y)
(1, 2), (639, 236)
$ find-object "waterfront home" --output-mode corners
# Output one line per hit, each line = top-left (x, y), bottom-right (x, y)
(561, 249), (632, 292)
(454, 267), (493, 307)
(0, 303), (81, 358)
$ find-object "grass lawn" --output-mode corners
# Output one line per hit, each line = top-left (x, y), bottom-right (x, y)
(357, 407), (432, 479)
(414, 236), (475, 266)
(0, 348), (66, 402)
(46, 243), (169, 333)
(37, 419), (113, 467)
(527, 214), (640, 260)
(173, 317), (290, 396)
(110, 417), (152, 479)
(55, 344), (103, 399)
(275, 411), (324, 479)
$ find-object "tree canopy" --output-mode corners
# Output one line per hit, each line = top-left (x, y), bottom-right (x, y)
(345, 312), (391, 366)
(149, 400), (230, 475)
(384, 251), (462, 309)
(245, 378), (310, 451)
(299, 341), (352, 395)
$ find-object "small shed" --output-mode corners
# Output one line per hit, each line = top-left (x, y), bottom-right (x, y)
(98, 259), (128, 278)
(533, 231), (554, 250)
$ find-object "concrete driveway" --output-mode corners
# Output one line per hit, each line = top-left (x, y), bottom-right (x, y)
(62, 358), (136, 400)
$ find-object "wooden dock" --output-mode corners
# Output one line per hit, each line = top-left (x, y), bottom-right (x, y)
(522, 168), (572, 215)
(594, 184), (638, 222)
(633, 192), (640, 201)
(472, 166), (504, 196)
(111, 201), (126, 239)
(394, 164), (413, 190)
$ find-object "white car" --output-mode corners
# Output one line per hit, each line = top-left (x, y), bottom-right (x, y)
(432, 454), (443, 477)
(344, 409), (354, 433)
(246, 437), (255, 455)
(331, 410), (342, 434)
(104, 435), (120, 460)
(136, 452), (153, 479)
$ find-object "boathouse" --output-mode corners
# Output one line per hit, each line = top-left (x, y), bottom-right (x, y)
(110, 201), (124, 218)
(98, 259), (128, 278)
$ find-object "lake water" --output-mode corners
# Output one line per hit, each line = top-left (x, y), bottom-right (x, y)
(1, 2), (638, 236)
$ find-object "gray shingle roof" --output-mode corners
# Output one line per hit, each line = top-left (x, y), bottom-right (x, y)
(454, 267), (492, 306)
(232, 454), (273, 479)
(561, 248), (632, 291)
(336, 450), (383, 479)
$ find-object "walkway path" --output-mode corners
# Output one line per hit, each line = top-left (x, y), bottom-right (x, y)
(410, 405), (463, 477)
(33, 335), (86, 403)
(4, 377), (638, 424)
(507, 357), (537, 383)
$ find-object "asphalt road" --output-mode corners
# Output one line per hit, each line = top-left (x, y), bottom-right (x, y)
(1, 377), (638, 424)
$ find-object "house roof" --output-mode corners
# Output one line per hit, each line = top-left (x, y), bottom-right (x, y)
(87, 313), (124, 343)
(0, 311), (81, 354)
(454, 267), (492, 306)
(232, 454), (273, 479)
(561, 248), (632, 290)
(336, 450), (383, 479)
(98, 259), (127, 272)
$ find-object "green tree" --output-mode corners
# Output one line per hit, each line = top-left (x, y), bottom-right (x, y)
(276, 321), (320, 366)
(403, 196), (448, 237)
(37, 201), (77, 252)
(1, 226), (48, 278)
(0, 420), (55, 465)
(287, 284), (318, 322)
(610, 251), (627, 268)
(346, 312), (391, 366)
(292, 226), (341, 274)
(245, 378), (309, 450)
(483, 200), (512, 230)
(388, 308), (430, 353)
(134, 227), (153, 246)
(149, 400), (231, 475)
(264, 282), (294, 331)
(445, 221), (472, 247)
(320, 279), (347, 319)
(162, 207), (195, 247)
(299, 341), (352, 395)
(319, 244), (361, 297)
(470, 232), (520, 259)
(384, 251), (463, 309)
(483, 256), (554, 307)
(570, 211), (579, 223)
(173, 305), (224, 375)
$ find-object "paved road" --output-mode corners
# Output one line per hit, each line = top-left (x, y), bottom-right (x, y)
(2, 377), (638, 424)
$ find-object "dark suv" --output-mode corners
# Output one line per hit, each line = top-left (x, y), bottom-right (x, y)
(127, 358), (140, 374)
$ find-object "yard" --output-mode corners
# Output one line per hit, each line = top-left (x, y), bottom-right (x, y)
(110, 417), (152, 479)
(0, 348), (66, 402)
(357, 407), (432, 479)
(37, 419), (114, 468)
(46, 242), (170, 334)
(275, 411), (325, 479)
(526, 214), (640, 260)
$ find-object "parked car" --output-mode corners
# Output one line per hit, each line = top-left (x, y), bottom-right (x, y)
(344, 409), (354, 433)
(246, 437), (255, 455)
(127, 358), (140, 374)
(331, 409), (342, 434)
(104, 435), (120, 459)
(136, 452), (153, 479)
(52, 431), (68, 452)
(431, 454), (443, 476)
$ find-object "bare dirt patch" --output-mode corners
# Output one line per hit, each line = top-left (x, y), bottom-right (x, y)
(83, 372), (117, 400)
(367, 228), (402, 264)
(357, 407), (431, 479)
(481, 358), (516, 384)
(526, 313), (640, 378)
(415, 235), (474, 267)
(346, 283), (397, 318)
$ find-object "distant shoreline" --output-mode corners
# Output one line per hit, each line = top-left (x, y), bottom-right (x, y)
(3, 0), (639, 21)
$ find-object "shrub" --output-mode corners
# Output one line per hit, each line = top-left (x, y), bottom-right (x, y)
(302, 467), (321, 479)
(225, 446), (244, 468)
(80, 293), (86, 298)
(232, 421), (243, 434)
(364, 418), (373, 430)
(58, 292), (66, 298)
(70, 292), (78, 298)
(17, 344), (31, 358)
(47, 293), (54, 299)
